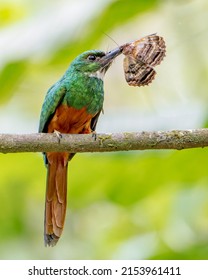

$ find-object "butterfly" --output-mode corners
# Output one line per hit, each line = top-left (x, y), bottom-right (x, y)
(121, 34), (166, 86)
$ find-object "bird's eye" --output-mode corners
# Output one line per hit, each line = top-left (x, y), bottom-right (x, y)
(87, 55), (96, 61)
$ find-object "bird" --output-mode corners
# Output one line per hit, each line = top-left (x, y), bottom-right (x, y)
(39, 47), (122, 246)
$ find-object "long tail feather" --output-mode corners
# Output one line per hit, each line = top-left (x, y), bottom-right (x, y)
(44, 152), (69, 246)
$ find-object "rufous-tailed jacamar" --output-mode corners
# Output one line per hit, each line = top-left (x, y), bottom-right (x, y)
(39, 48), (122, 246)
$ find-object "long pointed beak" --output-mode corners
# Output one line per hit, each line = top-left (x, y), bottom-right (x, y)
(100, 46), (123, 70)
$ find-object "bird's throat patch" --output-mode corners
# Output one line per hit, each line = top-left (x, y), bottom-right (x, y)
(88, 70), (104, 80)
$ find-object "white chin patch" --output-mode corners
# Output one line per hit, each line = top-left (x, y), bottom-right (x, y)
(89, 70), (104, 80)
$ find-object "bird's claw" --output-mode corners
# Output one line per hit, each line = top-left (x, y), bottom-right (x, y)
(54, 130), (62, 143)
(92, 131), (97, 141)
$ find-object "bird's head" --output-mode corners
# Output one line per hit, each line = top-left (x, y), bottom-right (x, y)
(70, 48), (122, 79)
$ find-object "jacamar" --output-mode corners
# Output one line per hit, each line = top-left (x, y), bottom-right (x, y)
(39, 48), (122, 246)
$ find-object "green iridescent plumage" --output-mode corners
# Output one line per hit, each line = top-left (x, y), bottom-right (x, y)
(39, 50), (107, 133)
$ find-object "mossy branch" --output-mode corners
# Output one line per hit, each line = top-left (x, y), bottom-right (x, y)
(0, 129), (208, 154)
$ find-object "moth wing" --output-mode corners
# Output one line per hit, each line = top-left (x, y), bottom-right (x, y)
(123, 55), (156, 87)
(133, 35), (166, 67)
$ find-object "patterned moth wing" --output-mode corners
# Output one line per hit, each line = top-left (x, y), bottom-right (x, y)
(122, 34), (166, 86)
(123, 56), (156, 86)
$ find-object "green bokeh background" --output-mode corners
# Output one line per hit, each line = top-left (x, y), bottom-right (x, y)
(0, 0), (208, 259)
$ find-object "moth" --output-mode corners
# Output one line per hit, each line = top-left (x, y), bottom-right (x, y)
(121, 34), (166, 86)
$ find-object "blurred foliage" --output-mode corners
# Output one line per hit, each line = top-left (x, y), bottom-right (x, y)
(0, 150), (208, 259)
(0, 2), (27, 27)
(0, 0), (208, 260)
(0, 61), (27, 104)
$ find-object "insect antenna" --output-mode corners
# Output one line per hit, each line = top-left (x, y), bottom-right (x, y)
(102, 31), (120, 47)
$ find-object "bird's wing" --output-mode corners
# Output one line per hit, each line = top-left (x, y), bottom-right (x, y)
(90, 109), (102, 132)
(39, 82), (67, 133)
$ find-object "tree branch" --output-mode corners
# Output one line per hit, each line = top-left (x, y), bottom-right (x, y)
(0, 129), (208, 154)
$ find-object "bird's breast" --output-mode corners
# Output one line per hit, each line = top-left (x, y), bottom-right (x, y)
(47, 105), (94, 134)
(64, 74), (104, 115)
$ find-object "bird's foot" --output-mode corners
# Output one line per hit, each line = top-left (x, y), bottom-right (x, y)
(92, 130), (97, 141)
(54, 130), (62, 143)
